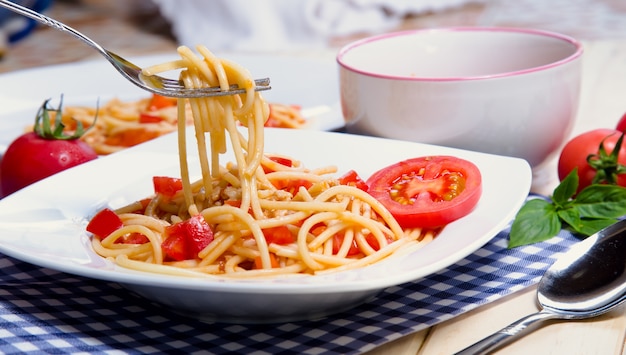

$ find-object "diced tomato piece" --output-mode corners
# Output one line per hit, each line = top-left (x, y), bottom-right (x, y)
(153, 176), (183, 197)
(86, 208), (124, 240)
(131, 198), (152, 214)
(116, 232), (149, 244)
(254, 253), (279, 269)
(262, 225), (295, 245)
(139, 113), (164, 123)
(261, 155), (293, 173)
(269, 156), (292, 167)
(332, 233), (360, 256)
(161, 233), (187, 261)
(332, 233), (388, 255)
(147, 94), (176, 111)
(272, 178), (312, 195)
(223, 200), (241, 208)
(162, 215), (214, 261)
(338, 170), (369, 191)
(310, 223), (326, 236)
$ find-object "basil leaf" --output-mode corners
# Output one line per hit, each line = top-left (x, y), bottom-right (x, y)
(562, 215), (617, 236)
(574, 185), (626, 218)
(552, 169), (578, 206)
(509, 199), (561, 248)
(557, 207), (581, 229)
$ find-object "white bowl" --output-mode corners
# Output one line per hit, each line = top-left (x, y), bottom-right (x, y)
(337, 27), (583, 168)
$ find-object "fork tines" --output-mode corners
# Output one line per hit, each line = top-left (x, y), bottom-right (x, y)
(162, 77), (271, 97)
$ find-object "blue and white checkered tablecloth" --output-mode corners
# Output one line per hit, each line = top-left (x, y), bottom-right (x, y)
(0, 226), (578, 354)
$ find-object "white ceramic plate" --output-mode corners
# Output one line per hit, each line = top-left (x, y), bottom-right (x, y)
(0, 52), (343, 153)
(0, 127), (531, 323)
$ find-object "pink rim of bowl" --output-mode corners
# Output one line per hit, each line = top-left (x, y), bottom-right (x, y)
(336, 27), (584, 82)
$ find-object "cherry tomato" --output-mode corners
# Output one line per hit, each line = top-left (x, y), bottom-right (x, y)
(0, 97), (98, 198)
(557, 129), (626, 192)
(366, 156), (482, 228)
(0, 132), (97, 197)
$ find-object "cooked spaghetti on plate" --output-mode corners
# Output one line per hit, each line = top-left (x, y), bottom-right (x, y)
(86, 45), (456, 279)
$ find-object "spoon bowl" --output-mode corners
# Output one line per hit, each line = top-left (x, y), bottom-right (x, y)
(456, 219), (626, 354)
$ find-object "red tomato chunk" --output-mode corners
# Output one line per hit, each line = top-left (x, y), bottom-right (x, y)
(153, 176), (183, 197)
(86, 208), (124, 239)
(162, 215), (214, 261)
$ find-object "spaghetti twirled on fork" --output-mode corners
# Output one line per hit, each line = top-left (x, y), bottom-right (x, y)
(89, 45), (435, 278)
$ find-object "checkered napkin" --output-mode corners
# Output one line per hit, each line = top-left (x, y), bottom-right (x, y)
(0, 227), (578, 355)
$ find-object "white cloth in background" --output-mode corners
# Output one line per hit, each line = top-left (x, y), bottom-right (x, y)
(152, 0), (485, 51)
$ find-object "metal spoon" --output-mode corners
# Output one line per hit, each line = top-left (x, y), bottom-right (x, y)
(455, 219), (626, 354)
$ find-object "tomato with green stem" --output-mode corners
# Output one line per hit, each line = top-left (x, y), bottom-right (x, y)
(0, 96), (98, 198)
(366, 156), (482, 228)
(557, 128), (626, 193)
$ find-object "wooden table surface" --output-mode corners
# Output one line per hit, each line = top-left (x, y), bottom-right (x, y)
(1, 1), (626, 354)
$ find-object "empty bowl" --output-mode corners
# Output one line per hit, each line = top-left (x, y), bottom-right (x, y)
(337, 27), (583, 168)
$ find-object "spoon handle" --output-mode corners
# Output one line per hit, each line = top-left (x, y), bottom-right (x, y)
(454, 310), (559, 355)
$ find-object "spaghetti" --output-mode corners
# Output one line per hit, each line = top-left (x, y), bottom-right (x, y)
(88, 45), (436, 278)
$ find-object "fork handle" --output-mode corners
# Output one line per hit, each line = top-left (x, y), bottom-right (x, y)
(0, 0), (106, 54)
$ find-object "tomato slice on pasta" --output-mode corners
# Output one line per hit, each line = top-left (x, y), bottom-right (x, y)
(366, 156), (482, 228)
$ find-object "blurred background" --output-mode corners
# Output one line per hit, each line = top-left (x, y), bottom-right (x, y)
(1, 0), (626, 73)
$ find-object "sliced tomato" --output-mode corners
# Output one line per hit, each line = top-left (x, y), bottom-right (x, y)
(86, 208), (124, 239)
(162, 215), (214, 261)
(262, 225), (295, 245)
(153, 176), (183, 197)
(366, 156), (482, 228)
(338, 170), (369, 191)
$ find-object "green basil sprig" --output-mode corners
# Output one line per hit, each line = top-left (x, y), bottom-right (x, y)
(509, 168), (626, 248)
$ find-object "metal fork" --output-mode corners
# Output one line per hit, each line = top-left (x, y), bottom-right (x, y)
(0, 0), (271, 98)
